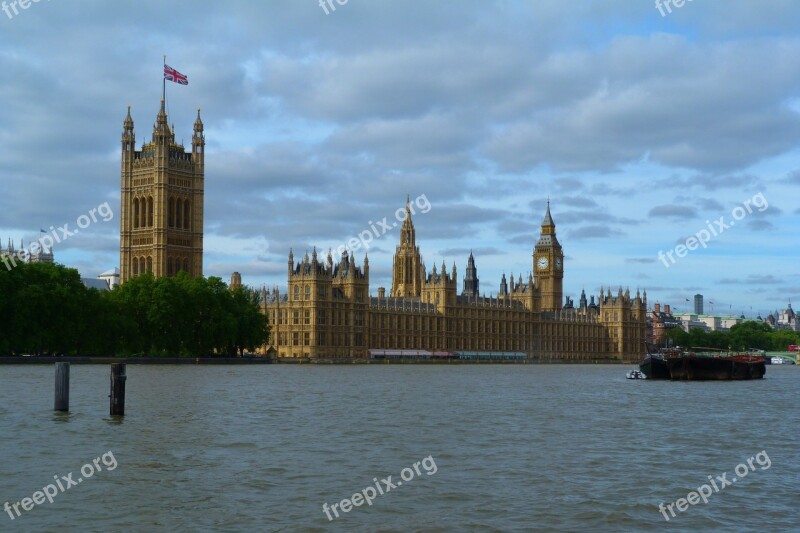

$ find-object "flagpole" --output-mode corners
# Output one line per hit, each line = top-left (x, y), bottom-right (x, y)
(162, 54), (166, 102)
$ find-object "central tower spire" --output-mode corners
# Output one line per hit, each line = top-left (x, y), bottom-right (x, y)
(390, 195), (423, 297)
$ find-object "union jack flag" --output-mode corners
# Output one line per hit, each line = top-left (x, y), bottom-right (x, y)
(164, 64), (188, 85)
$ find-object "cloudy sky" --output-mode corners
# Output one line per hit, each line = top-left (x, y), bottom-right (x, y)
(1, 0), (798, 316)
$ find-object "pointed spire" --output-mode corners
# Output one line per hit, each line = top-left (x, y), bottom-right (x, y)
(123, 105), (134, 129)
(399, 194), (415, 247)
(153, 98), (173, 144)
(541, 198), (554, 227)
(158, 98), (167, 121)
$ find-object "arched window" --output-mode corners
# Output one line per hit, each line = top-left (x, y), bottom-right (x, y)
(183, 199), (190, 230)
(168, 198), (175, 227)
(167, 258), (173, 276)
(133, 198), (139, 229)
(146, 256), (152, 273)
(132, 257), (139, 276)
(176, 200), (183, 230)
(147, 197), (154, 227)
(183, 259), (189, 272)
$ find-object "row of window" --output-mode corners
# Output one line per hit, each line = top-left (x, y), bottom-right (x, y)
(132, 197), (154, 228)
(275, 332), (366, 347)
(168, 197), (192, 230)
(132, 256), (153, 275)
(167, 258), (191, 276)
(131, 257), (190, 276)
(291, 285), (365, 300)
(130, 197), (192, 230)
(272, 310), (367, 327)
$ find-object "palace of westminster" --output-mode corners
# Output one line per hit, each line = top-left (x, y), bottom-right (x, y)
(117, 99), (647, 360)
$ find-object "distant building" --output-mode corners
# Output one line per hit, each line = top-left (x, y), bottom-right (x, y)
(29, 244), (54, 264)
(81, 278), (111, 291)
(677, 312), (743, 333)
(1, 239), (25, 270)
(260, 200), (647, 360)
(767, 303), (799, 331)
(230, 272), (242, 290)
(1, 237), (53, 268)
(694, 294), (703, 315)
(98, 268), (120, 289)
(650, 303), (682, 345)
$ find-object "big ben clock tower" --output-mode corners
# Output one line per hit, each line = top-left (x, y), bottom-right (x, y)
(533, 200), (564, 312)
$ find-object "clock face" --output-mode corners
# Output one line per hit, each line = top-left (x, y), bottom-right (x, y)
(555, 258), (562, 270)
(537, 257), (549, 270)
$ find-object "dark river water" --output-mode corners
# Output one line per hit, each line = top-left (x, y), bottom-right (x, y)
(0, 364), (797, 532)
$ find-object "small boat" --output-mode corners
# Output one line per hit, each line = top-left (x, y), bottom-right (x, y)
(626, 369), (646, 379)
(771, 357), (785, 365)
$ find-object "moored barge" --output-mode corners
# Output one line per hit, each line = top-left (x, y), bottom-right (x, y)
(642, 347), (766, 380)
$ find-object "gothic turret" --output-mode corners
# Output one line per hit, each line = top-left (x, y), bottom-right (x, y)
(462, 250), (479, 298)
(390, 195), (423, 297)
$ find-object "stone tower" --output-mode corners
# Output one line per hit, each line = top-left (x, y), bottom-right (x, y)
(119, 101), (205, 284)
(533, 201), (564, 312)
(390, 196), (424, 297)
(462, 251), (479, 298)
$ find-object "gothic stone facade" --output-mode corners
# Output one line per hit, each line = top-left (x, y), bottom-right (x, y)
(119, 100), (205, 283)
(262, 202), (646, 360)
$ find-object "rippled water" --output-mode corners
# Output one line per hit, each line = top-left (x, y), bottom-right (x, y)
(0, 364), (797, 532)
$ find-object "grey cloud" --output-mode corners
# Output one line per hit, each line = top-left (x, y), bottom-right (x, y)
(649, 205), (698, 219)
(719, 275), (782, 285)
(568, 226), (624, 240)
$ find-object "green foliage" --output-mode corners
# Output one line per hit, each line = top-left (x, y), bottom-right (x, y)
(665, 320), (800, 351)
(0, 262), (269, 357)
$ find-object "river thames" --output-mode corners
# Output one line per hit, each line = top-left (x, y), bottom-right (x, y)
(1, 364), (797, 532)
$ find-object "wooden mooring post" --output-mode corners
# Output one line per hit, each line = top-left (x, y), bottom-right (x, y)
(54, 362), (70, 412)
(110, 363), (126, 416)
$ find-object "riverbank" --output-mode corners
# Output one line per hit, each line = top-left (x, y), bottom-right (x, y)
(275, 357), (636, 365)
(0, 356), (639, 365)
(0, 356), (272, 365)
